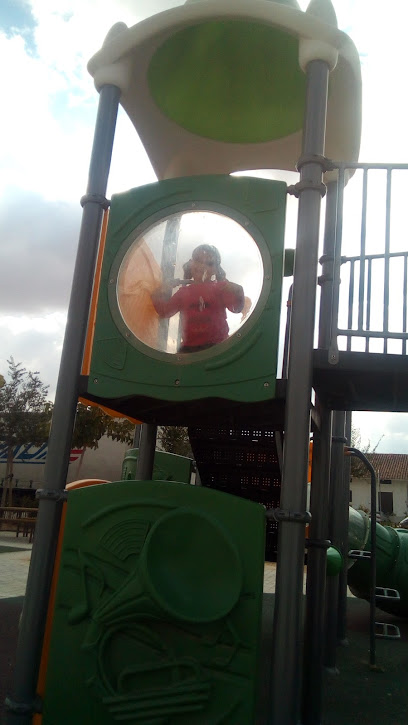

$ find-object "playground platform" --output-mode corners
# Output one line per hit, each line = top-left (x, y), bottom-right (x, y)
(1, 531), (407, 725)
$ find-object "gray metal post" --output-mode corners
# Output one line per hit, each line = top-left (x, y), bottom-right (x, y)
(337, 411), (352, 643)
(318, 180), (338, 348)
(269, 59), (329, 725)
(316, 177), (351, 660)
(158, 217), (181, 349)
(6, 83), (121, 725)
(133, 424), (142, 448)
(302, 405), (332, 725)
(135, 424), (157, 480)
(315, 178), (347, 672)
(324, 410), (346, 670)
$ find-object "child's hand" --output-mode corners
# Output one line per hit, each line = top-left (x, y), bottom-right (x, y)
(223, 279), (240, 294)
(151, 280), (173, 302)
(222, 279), (245, 313)
(151, 278), (183, 302)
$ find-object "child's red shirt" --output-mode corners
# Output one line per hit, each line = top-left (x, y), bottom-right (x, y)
(153, 280), (244, 348)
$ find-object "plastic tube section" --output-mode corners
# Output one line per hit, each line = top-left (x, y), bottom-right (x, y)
(347, 506), (408, 617)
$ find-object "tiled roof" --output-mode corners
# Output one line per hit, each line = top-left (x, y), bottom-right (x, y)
(364, 453), (408, 480)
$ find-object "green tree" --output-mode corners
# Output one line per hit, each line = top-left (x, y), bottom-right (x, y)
(350, 424), (383, 477)
(0, 358), (51, 506)
(157, 426), (193, 458)
(71, 402), (135, 474)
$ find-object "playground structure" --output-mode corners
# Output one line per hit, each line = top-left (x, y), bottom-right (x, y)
(5, 1), (408, 724)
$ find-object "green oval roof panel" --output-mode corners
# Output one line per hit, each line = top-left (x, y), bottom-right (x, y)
(148, 20), (306, 144)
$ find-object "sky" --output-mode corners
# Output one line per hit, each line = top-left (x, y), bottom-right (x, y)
(1, 0), (408, 453)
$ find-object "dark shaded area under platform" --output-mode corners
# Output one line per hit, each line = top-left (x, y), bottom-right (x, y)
(313, 349), (408, 412)
(257, 594), (408, 725)
(81, 350), (408, 426)
(79, 375), (287, 426)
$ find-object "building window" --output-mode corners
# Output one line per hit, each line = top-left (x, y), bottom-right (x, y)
(349, 490), (352, 503)
(380, 479), (392, 485)
(379, 491), (393, 515)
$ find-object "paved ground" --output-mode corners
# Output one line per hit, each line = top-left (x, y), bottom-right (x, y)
(0, 531), (33, 599)
(0, 531), (288, 598)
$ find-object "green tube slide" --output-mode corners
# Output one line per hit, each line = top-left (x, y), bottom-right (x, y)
(347, 506), (408, 617)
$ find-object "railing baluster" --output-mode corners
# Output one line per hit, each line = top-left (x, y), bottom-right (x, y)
(366, 258), (372, 352)
(383, 169), (392, 352)
(322, 162), (408, 356)
(328, 167), (345, 363)
(403, 254), (408, 355)
(347, 260), (355, 351)
(358, 169), (368, 333)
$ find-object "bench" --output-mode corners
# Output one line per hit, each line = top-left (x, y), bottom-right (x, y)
(0, 507), (38, 543)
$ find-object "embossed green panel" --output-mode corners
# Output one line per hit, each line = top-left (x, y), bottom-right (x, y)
(42, 480), (265, 725)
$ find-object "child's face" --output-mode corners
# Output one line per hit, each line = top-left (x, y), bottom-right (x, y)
(190, 250), (216, 282)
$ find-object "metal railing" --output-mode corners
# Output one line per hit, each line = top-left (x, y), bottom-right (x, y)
(323, 162), (408, 359)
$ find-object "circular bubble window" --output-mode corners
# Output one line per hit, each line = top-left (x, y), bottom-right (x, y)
(115, 210), (265, 355)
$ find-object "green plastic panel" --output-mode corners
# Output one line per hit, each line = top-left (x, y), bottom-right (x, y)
(86, 175), (287, 415)
(148, 21), (306, 143)
(42, 480), (266, 725)
(122, 448), (193, 483)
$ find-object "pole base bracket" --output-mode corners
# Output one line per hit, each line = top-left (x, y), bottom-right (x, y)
(36, 489), (68, 502)
(266, 508), (312, 524)
(5, 695), (42, 715)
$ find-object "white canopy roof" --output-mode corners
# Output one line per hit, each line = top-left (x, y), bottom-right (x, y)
(88, 0), (361, 180)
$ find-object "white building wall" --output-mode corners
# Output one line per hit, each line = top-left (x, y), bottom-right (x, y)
(67, 437), (131, 483)
(0, 436), (130, 490)
(350, 476), (408, 522)
(350, 478), (371, 513)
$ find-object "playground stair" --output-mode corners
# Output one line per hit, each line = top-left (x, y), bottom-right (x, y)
(348, 549), (401, 640)
(188, 424), (283, 559)
(375, 586), (401, 640)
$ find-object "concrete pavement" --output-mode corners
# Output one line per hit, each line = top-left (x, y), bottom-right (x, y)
(0, 531), (32, 599)
(0, 529), (281, 598)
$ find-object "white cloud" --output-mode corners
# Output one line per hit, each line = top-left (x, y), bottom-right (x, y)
(353, 411), (408, 454)
(30, 0), (184, 75)
(0, 31), (93, 200)
(0, 189), (80, 314)
(0, 312), (66, 397)
(1, 1), (170, 203)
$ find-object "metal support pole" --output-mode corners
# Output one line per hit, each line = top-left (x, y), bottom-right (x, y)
(282, 284), (293, 378)
(302, 405), (332, 725)
(133, 424), (142, 448)
(318, 180), (338, 349)
(337, 411), (352, 643)
(269, 59), (329, 725)
(316, 178), (348, 672)
(324, 410), (346, 670)
(135, 424), (157, 480)
(6, 84), (121, 725)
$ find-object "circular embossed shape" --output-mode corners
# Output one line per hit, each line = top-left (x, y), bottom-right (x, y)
(141, 508), (243, 622)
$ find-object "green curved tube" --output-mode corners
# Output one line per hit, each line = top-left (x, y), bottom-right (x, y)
(347, 507), (408, 617)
